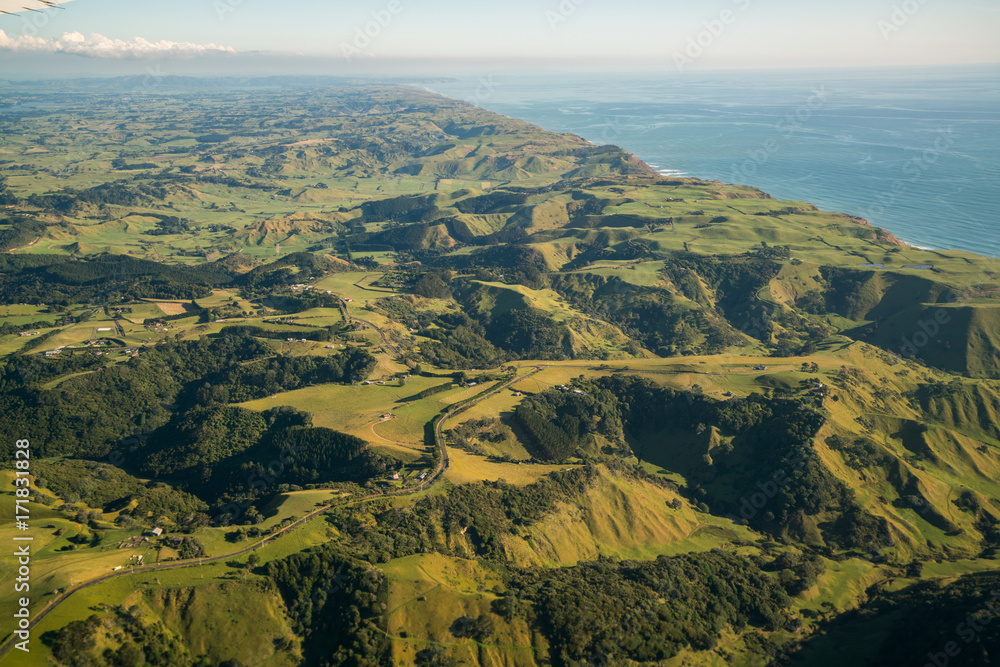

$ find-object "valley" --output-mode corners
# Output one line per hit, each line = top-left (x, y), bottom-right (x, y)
(0, 79), (998, 666)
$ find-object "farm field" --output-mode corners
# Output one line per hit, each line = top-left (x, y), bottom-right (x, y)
(0, 81), (998, 667)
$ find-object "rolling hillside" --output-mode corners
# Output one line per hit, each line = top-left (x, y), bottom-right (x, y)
(1, 80), (998, 667)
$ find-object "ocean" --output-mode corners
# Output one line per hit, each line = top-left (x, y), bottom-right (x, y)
(428, 67), (1000, 259)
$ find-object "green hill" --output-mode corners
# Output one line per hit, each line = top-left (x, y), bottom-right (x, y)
(2, 80), (999, 667)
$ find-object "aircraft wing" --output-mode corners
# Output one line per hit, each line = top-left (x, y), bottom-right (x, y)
(0, 0), (74, 15)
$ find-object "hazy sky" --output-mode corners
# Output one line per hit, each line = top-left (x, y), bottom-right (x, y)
(0, 0), (998, 75)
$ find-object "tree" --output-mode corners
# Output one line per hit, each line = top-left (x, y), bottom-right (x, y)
(415, 646), (457, 666)
(108, 641), (143, 666)
(413, 273), (452, 299)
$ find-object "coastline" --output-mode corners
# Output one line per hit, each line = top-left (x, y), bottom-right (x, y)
(437, 89), (926, 256)
(425, 74), (999, 260)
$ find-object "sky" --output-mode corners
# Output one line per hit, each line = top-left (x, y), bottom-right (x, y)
(0, 0), (998, 77)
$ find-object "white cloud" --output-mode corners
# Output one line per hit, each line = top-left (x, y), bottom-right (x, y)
(0, 30), (236, 59)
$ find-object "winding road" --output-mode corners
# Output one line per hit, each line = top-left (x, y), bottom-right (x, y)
(333, 289), (402, 360)
(0, 365), (544, 659)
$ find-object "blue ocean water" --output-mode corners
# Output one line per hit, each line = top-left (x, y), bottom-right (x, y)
(428, 67), (1000, 258)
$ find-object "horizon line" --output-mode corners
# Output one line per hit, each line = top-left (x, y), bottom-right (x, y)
(3, 61), (999, 83)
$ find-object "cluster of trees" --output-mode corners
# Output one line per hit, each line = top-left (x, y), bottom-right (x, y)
(171, 537), (207, 560)
(36, 253), (228, 287)
(564, 191), (614, 220)
(357, 194), (438, 224)
(435, 245), (548, 275)
(513, 375), (886, 550)
(144, 214), (192, 236)
(264, 291), (341, 314)
(15, 328), (62, 354)
(814, 267), (878, 320)
(0, 214), (54, 252)
(33, 460), (208, 528)
(825, 435), (895, 471)
(139, 405), (393, 511)
(366, 222), (440, 251)
(112, 158), (158, 170)
(389, 278), (572, 367)
(404, 381), (454, 402)
(518, 377), (709, 462)
(0, 332), (273, 459)
(754, 243), (793, 259)
(326, 467), (600, 562)
(264, 427), (391, 484)
(1, 328), (375, 463)
(952, 490), (1000, 549)
(0, 176), (17, 206)
(451, 219), (531, 247)
(195, 132), (231, 143)
(610, 375), (886, 549)
(0, 354), (102, 392)
(139, 406), (278, 478)
(413, 272), (452, 299)
(235, 253), (351, 295)
(563, 238), (660, 270)
(446, 417), (514, 456)
(483, 307), (571, 359)
(449, 614), (495, 641)
(196, 348), (376, 404)
(452, 191), (528, 214)
(551, 273), (745, 357)
(417, 312), (508, 369)
(42, 605), (205, 667)
(0, 327), (387, 522)
(0, 339), (235, 458)
(567, 213), (663, 230)
(662, 256), (781, 343)
(217, 324), (333, 342)
(27, 181), (169, 214)
(789, 571), (1000, 666)
(0, 253), (232, 304)
(265, 546), (390, 666)
(754, 206), (809, 217)
(514, 387), (622, 461)
(503, 551), (791, 665)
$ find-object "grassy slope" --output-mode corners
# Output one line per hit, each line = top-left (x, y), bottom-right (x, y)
(2, 83), (999, 666)
(381, 554), (544, 667)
